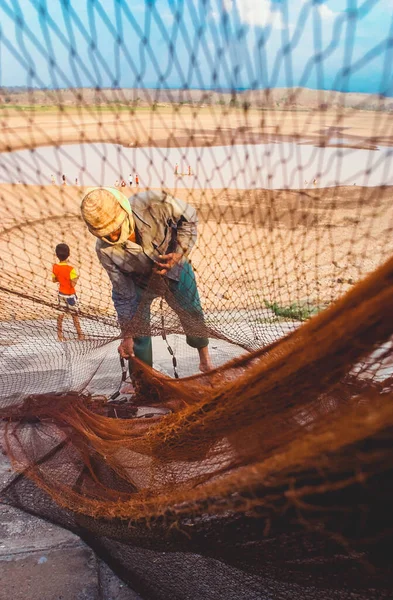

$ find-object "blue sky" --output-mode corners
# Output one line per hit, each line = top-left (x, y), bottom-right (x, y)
(0, 0), (392, 94)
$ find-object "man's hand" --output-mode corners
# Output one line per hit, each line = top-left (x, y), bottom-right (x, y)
(154, 252), (183, 276)
(118, 338), (135, 359)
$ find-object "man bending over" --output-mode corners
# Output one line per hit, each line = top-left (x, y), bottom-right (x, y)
(81, 187), (213, 373)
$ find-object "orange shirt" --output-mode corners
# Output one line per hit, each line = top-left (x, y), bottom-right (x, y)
(52, 262), (78, 295)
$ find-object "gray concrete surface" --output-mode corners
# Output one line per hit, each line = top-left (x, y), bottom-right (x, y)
(0, 321), (251, 400)
(0, 503), (142, 600)
(0, 443), (142, 600)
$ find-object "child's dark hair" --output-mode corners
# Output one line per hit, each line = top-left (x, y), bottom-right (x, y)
(55, 243), (70, 261)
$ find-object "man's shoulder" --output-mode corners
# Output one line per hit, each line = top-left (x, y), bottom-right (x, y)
(129, 190), (164, 212)
(129, 191), (195, 221)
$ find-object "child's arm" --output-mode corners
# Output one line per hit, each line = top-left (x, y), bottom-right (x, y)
(70, 267), (79, 288)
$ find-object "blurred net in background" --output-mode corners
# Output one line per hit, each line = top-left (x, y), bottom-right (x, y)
(1, 0), (393, 598)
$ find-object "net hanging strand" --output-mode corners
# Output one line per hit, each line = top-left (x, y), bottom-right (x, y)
(107, 356), (129, 403)
(159, 297), (179, 379)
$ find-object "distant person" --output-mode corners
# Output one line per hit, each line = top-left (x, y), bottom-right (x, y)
(120, 179), (127, 188)
(129, 174), (133, 187)
(75, 177), (79, 186)
(115, 179), (120, 188)
(52, 243), (84, 342)
(313, 178), (317, 187)
(188, 165), (192, 176)
(51, 174), (56, 185)
(135, 174), (139, 186)
(62, 174), (66, 186)
(174, 163), (179, 175)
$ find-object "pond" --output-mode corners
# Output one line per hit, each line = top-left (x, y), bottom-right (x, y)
(0, 141), (392, 189)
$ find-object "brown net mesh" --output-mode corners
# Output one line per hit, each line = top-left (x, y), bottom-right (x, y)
(1, 1), (393, 597)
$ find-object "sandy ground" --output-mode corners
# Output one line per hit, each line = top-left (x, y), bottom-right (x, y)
(0, 106), (392, 346)
(0, 183), (392, 328)
(2, 106), (393, 153)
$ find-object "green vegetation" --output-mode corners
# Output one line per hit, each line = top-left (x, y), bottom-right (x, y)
(263, 300), (323, 321)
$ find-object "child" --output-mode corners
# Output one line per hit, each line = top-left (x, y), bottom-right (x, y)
(52, 243), (84, 342)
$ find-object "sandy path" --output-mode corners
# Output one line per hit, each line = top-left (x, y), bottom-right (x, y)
(2, 106), (393, 153)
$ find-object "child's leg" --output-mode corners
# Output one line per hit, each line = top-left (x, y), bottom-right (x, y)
(72, 315), (85, 340)
(57, 314), (65, 341)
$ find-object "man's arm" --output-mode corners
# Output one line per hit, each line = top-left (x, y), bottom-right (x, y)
(167, 194), (198, 257)
(155, 194), (198, 275)
(97, 247), (139, 337)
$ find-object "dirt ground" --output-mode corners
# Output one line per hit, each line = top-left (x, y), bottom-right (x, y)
(0, 182), (392, 325)
(0, 105), (392, 325)
(2, 105), (393, 153)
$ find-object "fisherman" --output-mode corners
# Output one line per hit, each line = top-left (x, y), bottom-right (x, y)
(81, 188), (213, 372)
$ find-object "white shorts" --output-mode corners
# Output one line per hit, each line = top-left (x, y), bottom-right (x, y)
(58, 293), (78, 312)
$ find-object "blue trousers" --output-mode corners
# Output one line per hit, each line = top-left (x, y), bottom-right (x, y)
(132, 262), (209, 367)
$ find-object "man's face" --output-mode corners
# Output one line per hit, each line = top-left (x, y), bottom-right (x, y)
(105, 226), (122, 243)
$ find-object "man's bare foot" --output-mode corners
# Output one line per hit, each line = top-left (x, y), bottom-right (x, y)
(198, 346), (213, 373)
(58, 335), (65, 342)
(199, 359), (214, 373)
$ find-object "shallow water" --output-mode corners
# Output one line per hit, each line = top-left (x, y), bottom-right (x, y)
(0, 141), (392, 189)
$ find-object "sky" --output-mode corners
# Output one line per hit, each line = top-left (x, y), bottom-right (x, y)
(0, 0), (393, 95)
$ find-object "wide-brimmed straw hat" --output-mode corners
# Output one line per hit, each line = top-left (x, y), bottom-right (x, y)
(81, 187), (133, 238)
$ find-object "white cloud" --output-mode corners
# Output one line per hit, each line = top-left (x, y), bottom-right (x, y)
(291, 1), (338, 20)
(224, 0), (285, 30)
(318, 4), (336, 19)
